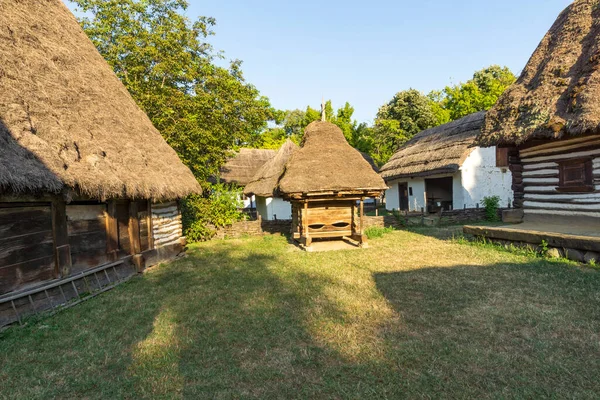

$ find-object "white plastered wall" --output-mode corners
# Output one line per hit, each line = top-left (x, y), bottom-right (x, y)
(460, 147), (513, 208)
(242, 195), (255, 209)
(385, 179), (427, 212)
(255, 196), (292, 220)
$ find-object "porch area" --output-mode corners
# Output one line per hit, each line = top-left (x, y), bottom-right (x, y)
(464, 215), (600, 262)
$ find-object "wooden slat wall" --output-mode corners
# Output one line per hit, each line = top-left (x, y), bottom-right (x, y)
(152, 201), (183, 248)
(306, 201), (354, 235)
(519, 136), (600, 218)
(0, 205), (55, 295)
(138, 201), (150, 252)
(116, 202), (131, 254)
(66, 204), (108, 273)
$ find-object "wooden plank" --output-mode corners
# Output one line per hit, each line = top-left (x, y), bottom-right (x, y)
(128, 201), (141, 255)
(69, 231), (108, 254)
(521, 148), (600, 164)
(360, 198), (364, 236)
(66, 204), (106, 221)
(0, 256), (55, 295)
(0, 207), (52, 238)
(117, 202), (131, 254)
(520, 138), (600, 158)
(147, 200), (154, 250)
(51, 198), (70, 278)
(106, 200), (118, 260)
(67, 218), (106, 236)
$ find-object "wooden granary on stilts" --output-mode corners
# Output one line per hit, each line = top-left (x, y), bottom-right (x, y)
(0, 0), (201, 327)
(277, 121), (387, 249)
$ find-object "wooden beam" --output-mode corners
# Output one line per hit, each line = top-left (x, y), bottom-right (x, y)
(128, 201), (141, 255)
(359, 198), (364, 236)
(303, 201), (309, 244)
(52, 197), (71, 277)
(147, 200), (154, 250)
(106, 200), (119, 261)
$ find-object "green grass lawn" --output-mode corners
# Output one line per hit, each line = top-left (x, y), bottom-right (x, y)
(2, 230), (600, 399)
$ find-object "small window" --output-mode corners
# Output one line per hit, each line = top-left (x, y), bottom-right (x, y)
(496, 147), (509, 168)
(409, 187), (413, 196)
(557, 158), (594, 192)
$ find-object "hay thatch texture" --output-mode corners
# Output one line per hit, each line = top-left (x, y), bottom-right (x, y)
(0, 0), (201, 200)
(360, 152), (380, 173)
(479, 0), (600, 146)
(219, 148), (276, 186)
(379, 112), (485, 181)
(278, 121), (387, 195)
(244, 140), (298, 197)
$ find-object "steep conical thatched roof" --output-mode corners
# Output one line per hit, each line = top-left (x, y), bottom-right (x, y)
(380, 112), (485, 180)
(0, 0), (201, 200)
(479, 0), (600, 146)
(219, 148), (276, 186)
(244, 140), (298, 197)
(278, 121), (387, 195)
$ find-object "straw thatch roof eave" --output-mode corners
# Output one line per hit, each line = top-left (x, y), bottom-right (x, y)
(478, 0), (600, 146)
(0, 0), (201, 201)
(219, 148), (276, 187)
(379, 112), (484, 181)
(278, 121), (388, 195)
(244, 140), (298, 198)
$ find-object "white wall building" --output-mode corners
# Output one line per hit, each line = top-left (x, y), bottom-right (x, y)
(380, 112), (513, 213)
(244, 140), (299, 221)
(255, 197), (292, 220)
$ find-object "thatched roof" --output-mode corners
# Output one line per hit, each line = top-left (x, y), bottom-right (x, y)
(278, 121), (387, 195)
(360, 152), (380, 173)
(243, 140), (298, 197)
(379, 112), (485, 181)
(479, 0), (600, 146)
(219, 148), (276, 186)
(0, 0), (201, 200)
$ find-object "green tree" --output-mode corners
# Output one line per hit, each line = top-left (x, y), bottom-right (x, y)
(72, 0), (276, 182)
(440, 65), (516, 120)
(371, 89), (438, 164)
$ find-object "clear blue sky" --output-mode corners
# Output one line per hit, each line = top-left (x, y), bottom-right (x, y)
(66, 0), (573, 123)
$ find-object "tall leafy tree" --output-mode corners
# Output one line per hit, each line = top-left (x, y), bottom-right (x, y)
(72, 0), (276, 182)
(440, 65), (516, 120)
(370, 89), (438, 164)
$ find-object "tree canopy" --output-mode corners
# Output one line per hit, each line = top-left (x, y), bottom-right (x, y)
(72, 0), (277, 182)
(369, 65), (516, 165)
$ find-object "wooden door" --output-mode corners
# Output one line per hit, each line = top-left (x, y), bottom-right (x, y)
(398, 183), (409, 211)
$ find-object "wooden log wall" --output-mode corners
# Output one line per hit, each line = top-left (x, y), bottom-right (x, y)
(508, 147), (524, 209)
(518, 135), (600, 218)
(66, 204), (108, 274)
(152, 201), (183, 247)
(0, 204), (56, 295)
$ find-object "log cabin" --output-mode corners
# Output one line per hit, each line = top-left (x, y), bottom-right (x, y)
(464, 0), (600, 262)
(0, 0), (201, 326)
(277, 121), (388, 249)
(380, 112), (513, 213)
(244, 140), (298, 220)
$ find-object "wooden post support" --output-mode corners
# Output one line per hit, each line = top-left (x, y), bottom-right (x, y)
(359, 198), (365, 244)
(303, 201), (310, 246)
(128, 201), (141, 256)
(52, 197), (71, 277)
(106, 200), (119, 261)
(147, 200), (155, 250)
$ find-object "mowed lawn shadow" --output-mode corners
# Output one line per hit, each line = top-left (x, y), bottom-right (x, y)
(374, 261), (600, 397)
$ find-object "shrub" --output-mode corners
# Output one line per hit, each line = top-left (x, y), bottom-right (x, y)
(365, 226), (394, 239)
(482, 195), (501, 222)
(181, 182), (245, 242)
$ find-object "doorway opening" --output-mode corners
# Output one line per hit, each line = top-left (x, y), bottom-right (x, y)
(424, 177), (453, 213)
